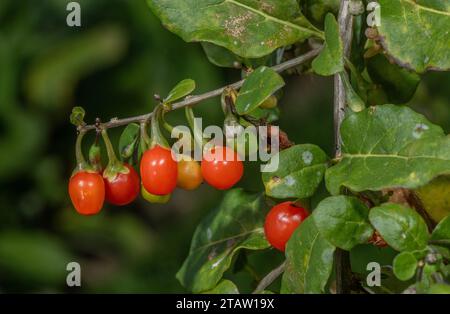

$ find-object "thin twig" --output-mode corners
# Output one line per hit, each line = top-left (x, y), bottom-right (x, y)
(252, 261), (286, 294)
(78, 48), (322, 131)
(334, 0), (354, 295)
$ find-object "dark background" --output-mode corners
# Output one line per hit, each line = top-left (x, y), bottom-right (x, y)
(0, 0), (448, 293)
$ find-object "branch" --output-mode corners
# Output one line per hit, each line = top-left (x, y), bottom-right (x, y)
(252, 261), (286, 294)
(79, 48), (322, 131)
(334, 0), (355, 294)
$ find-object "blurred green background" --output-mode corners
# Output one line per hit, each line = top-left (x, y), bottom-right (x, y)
(0, 0), (448, 293)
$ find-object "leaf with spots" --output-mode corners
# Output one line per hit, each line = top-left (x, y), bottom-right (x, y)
(235, 66), (285, 115)
(313, 196), (374, 250)
(376, 0), (450, 73)
(369, 203), (430, 252)
(262, 144), (329, 199)
(325, 104), (450, 195)
(147, 0), (323, 59)
(176, 189), (269, 293)
(281, 217), (335, 293)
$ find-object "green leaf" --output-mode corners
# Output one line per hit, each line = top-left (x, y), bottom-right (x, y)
(281, 217), (335, 293)
(415, 176), (450, 224)
(340, 71), (365, 112)
(430, 215), (450, 250)
(202, 280), (239, 294)
(393, 251), (418, 281)
(427, 283), (450, 294)
(119, 123), (140, 161)
(377, 0), (450, 73)
(431, 215), (450, 241)
(235, 66), (284, 115)
(164, 79), (196, 104)
(69, 106), (85, 127)
(312, 13), (343, 76)
(313, 196), (374, 250)
(147, 0), (322, 59)
(325, 104), (450, 195)
(245, 106), (280, 123)
(366, 54), (420, 104)
(176, 189), (269, 293)
(201, 43), (242, 68)
(369, 203), (430, 252)
(262, 144), (329, 199)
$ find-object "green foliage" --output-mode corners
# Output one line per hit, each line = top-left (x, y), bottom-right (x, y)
(340, 72), (365, 112)
(262, 144), (329, 199)
(369, 203), (430, 252)
(201, 43), (242, 68)
(176, 189), (269, 293)
(313, 196), (374, 250)
(312, 13), (343, 76)
(164, 79), (196, 104)
(366, 54), (420, 104)
(119, 123), (140, 162)
(235, 66), (284, 115)
(431, 216), (450, 243)
(326, 105), (450, 195)
(202, 280), (239, 294)
(0, 232), (73, 288)
(70, 107), (86, 127)
(377, 0), (450, 73)
(393, 251), (418, 281)
(281, 217), (335, 293)
(147, 0), (322, 58)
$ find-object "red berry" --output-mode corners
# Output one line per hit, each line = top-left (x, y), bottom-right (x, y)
(264, 201), (309, 251)
(104, 163), (140, 206)
(69, 171), (105, 215)
(201, 146), (243, 190)
(140, 145), (178, 195)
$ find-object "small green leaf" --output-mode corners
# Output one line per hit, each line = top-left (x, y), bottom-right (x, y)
(369, 203), (430, 252)
(339, 71), (365, 112)
(235, 66), (284, 115)
(119, 123), (140, 161)
(281, 217), (335, 293)
(176, 189), (269, 293)
(201, 43), (241, 68)
(312, 13), (344, 76)
(305, 0), (340, 25)
(313, 196), (374, 250)
(262, 144), (329, 199)
(325, 104), (450, 195)
(164, 79), (196, 104)
(245, 106), (280, 123)
(70, 106), (85, 127)
(202, 280), (239, 294)
(393, 251), (418, 281)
